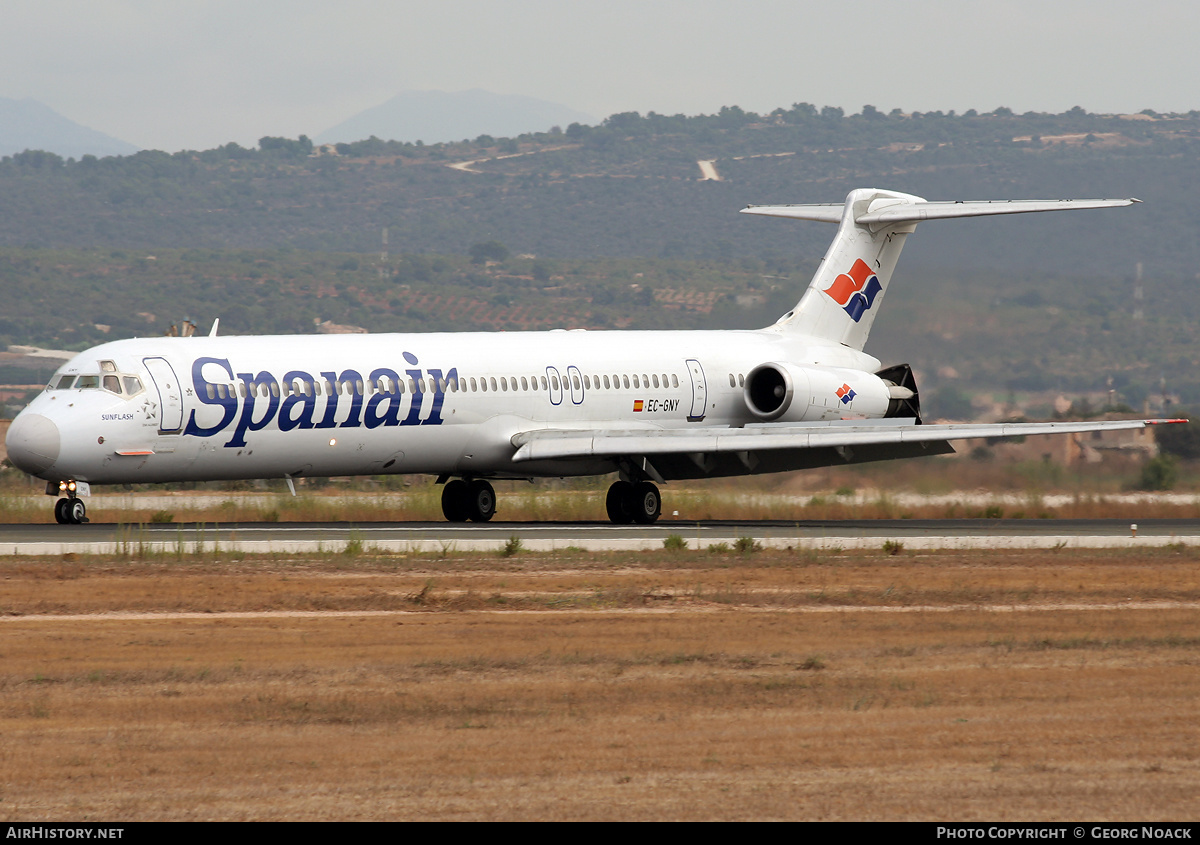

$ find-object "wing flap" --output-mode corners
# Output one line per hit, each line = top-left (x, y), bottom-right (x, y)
(511, 418), (1182, 462)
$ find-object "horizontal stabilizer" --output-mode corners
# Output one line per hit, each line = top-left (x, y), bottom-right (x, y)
(511, 418), (1183, 463)
(741, 197), (1139, 228)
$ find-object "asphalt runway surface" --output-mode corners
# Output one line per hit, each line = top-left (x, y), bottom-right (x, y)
(2, 518), (1199, 554)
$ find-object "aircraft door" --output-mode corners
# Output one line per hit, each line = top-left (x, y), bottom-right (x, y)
(686, 358), (707, 422)
(546, 366), (563, 406)
(566, 365), (584, 405)
(143, 357), (184, 432)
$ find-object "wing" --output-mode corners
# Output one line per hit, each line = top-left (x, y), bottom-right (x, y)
(511, 418), (1183, 478)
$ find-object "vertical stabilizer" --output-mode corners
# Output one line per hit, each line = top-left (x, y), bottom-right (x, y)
(752, 188), (922, 350)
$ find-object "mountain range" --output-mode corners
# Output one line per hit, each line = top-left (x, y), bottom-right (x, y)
(0, 97), (137, 158)
(315, 89), (594, 144)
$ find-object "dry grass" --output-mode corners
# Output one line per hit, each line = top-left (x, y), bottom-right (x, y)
(2, 547), (1199, 820)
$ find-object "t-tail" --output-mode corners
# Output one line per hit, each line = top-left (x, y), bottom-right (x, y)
(741, 188), (1140, 351)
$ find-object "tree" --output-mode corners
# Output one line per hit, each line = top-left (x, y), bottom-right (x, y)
(1138, 454), (1177, 491)
(469, 240), (509, 264)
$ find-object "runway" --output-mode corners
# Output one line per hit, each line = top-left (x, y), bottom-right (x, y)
(2, 518), (1199, 555)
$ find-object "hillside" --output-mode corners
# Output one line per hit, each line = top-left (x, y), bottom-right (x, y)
(0, 104), (1197, 412)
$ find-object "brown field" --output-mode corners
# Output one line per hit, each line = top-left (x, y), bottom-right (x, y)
(2, 546), (1199, 821)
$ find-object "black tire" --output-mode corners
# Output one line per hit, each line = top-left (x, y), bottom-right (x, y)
(54, 498), (69, 524)
(631, 481), (661, 525)
(466, 480), (496, 523)
(67, 499), (87, 525)
(606, 481), (634, 524)
(441, 479), (470, 522)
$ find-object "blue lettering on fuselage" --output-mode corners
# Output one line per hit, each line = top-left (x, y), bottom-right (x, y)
(184, 353), (452, 447)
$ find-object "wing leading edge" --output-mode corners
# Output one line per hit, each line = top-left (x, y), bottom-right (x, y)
(511, 418), (1184, 463)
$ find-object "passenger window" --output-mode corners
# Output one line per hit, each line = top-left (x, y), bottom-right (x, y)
(551, 376), (559, 390)
(603, 375), (611, 389)
(470, 378), (478, 392)
(540, 376), (548, 390)
(729, 374), (735, 387)
(632, 375), (640, 389)
(521, 377), (529, 391)
(583, 375), (591, 390)
(738, 374), (745, 387)
(572, 375), (581, 390)
(217, 384), (227, 400)
(103, 375), (121, 394)
(270, 382), (280, 398)
(622, 375), (630, 389)
(123, 376), (143, 395)
(652, 374), (660, 388)
(206, 384), (215, 400)
(671, 374), (679, 388)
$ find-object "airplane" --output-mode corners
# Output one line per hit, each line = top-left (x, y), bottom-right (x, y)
(4, 188), (1183, 525)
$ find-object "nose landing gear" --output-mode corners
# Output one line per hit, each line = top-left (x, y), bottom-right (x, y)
(53, 496), (88, 525)
(49, 480), (88, 524)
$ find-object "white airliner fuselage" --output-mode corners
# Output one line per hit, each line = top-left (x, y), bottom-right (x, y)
(6, 188), (1179, 524)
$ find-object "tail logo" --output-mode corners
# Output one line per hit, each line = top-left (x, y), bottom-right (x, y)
(824, 259), (882, 323)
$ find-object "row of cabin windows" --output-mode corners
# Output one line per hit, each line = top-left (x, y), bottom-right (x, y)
(203, 371), (684, 401)
(728, 373), (746, 388)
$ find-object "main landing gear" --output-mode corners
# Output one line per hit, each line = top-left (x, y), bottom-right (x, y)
(53, 496), (87, 525)
(605, 480), (661, 525)
(441, 479), (497, 522)
(437, 477), (662, 525)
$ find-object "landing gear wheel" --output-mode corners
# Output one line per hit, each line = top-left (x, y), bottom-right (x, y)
(67, 499), (87, 525)
(606, 481), (635, 524)
(441, 480), (470, 522)
(466, 480), (496, 522)
(54, 498), (70, 524)
(631, 481), (661, 525)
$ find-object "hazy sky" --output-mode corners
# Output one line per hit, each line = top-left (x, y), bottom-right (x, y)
(4, 0), (1198, 152)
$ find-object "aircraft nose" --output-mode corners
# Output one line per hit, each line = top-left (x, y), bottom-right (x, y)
(6, 413), (61, 476)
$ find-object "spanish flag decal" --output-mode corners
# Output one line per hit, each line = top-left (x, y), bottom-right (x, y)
(633, 400), (644, 412)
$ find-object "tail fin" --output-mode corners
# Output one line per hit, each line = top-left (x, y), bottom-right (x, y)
(741, 188), (1138, 351)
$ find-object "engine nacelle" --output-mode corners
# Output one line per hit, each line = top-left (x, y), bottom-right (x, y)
(744, 362), (918, 423)
(744, 362), (805, 421)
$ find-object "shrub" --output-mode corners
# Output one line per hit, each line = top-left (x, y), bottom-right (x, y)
(662, 534), (687, 551)
(734, 536), (762, 554)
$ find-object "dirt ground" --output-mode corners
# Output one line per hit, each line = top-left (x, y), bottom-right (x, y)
(1, 546), (1198, 821)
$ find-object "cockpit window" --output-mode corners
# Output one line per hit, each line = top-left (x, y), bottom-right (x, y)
(75, 375), (100, 389)
(123, 376), (143, 396)
(53, 375), (76, 390)
(102, 375), (121, 394)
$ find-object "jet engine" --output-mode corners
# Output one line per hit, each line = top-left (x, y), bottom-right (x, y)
(743, 362), (921, 423)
